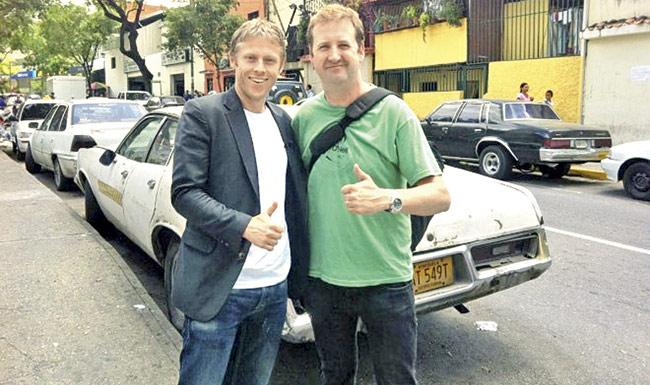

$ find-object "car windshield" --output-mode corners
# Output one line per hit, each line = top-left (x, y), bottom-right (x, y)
(125, 93), (150, 101)
(21, 103), (56, 120)
(71, 103), (145, 124)
(504, 103), (560, 120)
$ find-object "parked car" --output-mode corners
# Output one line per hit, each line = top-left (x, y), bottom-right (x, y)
(144, 95), (185, 111)
(267, 78), (307, 105)
(601, 140), (650, 201)
(116, 90), (152, 106)
(25, 99), (147, 191)
(75, 106), (551, 343)
(10, 99), (59, 160)
(422, 100), (612, 179)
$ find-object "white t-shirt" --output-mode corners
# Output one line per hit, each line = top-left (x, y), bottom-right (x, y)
(233, 107), (291, 289)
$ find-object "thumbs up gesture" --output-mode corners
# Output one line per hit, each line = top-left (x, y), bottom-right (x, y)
(341, 164), (389, 215)
(243, 202), (284, 251)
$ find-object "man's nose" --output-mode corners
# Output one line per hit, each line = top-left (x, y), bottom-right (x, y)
(327, 48), (341, 62)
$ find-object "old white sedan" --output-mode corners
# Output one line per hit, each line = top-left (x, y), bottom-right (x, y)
(601, 140), (650, 201)
(75, 106), (551, 342)
(10, 99), (59, 160)
(25, 99), (147, 191)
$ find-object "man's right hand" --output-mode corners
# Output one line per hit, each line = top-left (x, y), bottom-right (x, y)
(243, 202), (284, 251)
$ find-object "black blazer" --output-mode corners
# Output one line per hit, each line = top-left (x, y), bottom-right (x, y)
(171, 88), (309, 322)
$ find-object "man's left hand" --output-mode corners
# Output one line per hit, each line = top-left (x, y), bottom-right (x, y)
(341, 164), (389, 215)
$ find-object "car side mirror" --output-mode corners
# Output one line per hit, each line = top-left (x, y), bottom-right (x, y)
(99, 149), (116, 166)
(28, 121), (39, 129)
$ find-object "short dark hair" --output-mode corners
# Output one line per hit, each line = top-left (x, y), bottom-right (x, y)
(519, 82), (528, 92)
(546, 89), (553, 96)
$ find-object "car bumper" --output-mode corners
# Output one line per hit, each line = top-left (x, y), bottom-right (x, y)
(17, 138), (30, 153)
(539, 148), (609, 162)
(600, 158), (623, 182)
(56, 152), (78, 179)
(413, 228), (551, 315)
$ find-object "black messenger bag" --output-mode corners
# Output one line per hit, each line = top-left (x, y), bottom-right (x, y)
(306, 87), (444, 251)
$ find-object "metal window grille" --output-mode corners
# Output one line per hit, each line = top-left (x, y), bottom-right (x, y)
(374, 63), (488, 98)
(468, 0), (583, 63)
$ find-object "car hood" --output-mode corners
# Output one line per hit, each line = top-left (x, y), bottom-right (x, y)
(610, 140), (650, 159)
(414, 166), (542, 251)
(510, 120), (610, 137)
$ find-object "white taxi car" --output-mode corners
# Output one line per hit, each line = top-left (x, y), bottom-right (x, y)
(601, 140), (650, 201)
(75, 107), (552, 342)
(10, 99), (59, 160)
(25, 99), (147, 191)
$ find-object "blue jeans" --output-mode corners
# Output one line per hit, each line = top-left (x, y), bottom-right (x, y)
(305, 278), (418, 385)
(178, 280), (287, 385)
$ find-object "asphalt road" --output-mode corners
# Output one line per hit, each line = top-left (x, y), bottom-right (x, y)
(4, 147), (649, 385)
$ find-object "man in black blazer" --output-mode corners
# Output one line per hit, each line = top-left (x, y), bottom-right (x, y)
(170, 19), (308, 385)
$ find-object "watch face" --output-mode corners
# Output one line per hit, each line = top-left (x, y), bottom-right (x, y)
(392, 197), (403, 212)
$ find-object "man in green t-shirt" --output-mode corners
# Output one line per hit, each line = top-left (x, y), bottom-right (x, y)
(292, 4), (451, 385)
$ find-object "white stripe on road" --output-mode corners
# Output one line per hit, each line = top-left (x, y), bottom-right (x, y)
(545, 226), (650, 256)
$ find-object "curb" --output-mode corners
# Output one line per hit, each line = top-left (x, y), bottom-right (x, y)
(568, 165), (608, 181)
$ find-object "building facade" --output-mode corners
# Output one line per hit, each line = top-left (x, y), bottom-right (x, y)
(582, 0), (650, 144)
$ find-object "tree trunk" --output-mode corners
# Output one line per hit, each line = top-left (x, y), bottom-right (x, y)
(119, 24), (154, 93)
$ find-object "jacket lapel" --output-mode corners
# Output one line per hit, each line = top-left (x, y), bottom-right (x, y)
(223, 89), (259, 200)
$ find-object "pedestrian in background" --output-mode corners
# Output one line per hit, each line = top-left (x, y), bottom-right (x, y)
(170, 18), (308, 385)
(544, 89), (554, 106)
(292, 4), (450, 384)
(305, 84), (315, 97)
(516, 82), (534, 101)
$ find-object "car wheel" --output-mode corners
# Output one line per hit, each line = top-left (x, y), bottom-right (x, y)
(24, 145), (41, 174)
(274, 89), (299, 105)
(15, 149), (25, 161)
(623, 162), (650, 201)
(53, 158), (73, 191)
(83, 179), (110, 232)
(164, 239), (185, 331)
(479, 145), (513, 180)
(540, 163), (571, 179)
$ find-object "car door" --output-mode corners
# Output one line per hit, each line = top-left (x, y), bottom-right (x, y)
(422, 102), (462, 156)
(94, 115), (165, 229)
(37, 105), (66, 170)
(30, 106), (57, 164)
(121, 117), (178, 253)
(447, 102), (486, 159)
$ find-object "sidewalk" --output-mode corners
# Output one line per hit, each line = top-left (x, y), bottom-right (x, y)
(0, 150), (181, 384)
(569, 162), (608, 180)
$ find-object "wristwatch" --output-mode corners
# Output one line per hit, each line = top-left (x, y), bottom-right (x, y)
(385, 194), (403, 213)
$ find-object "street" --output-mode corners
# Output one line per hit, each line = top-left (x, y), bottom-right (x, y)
(2, 146), (647, 385)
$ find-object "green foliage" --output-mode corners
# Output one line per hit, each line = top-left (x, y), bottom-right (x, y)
(402, 5), (417, 20)
(163, 0), (243, 90)
(0, 0), (50, 54)
(436, 0), (464, 27)
(296, 12), (311, 48)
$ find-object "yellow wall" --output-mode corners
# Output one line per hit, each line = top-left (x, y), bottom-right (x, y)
(375, 19), (467, 71)
(503, 0), (549, 60)
(484, 56), (583, 123)
(403, 91), (464, 119)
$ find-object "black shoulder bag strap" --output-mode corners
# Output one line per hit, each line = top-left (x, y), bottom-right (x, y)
(307, 87), (394, 173)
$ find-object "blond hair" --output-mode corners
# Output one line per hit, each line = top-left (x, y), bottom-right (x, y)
(229, 18), (286, 61)
(307, 4), (365, 51)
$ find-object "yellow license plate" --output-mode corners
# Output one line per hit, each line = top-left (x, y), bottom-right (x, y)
(413, 256), (454, 294)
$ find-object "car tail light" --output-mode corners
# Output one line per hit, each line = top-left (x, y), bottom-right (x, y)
(543, 139), (571, 149)
(592, 138), (612, 148)
(70, 135), (97, 152)
(471, 234), (539, 268)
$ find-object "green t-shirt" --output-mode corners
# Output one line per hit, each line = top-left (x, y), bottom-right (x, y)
(292, 92), (442, 287)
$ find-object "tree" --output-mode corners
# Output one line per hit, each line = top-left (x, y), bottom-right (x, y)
(92, 0), (154, 92)
(0, 0), (50, 54)
(163, 0), (243, 92)
(18, 21), (76, 77)
(40, 4), (115, 90)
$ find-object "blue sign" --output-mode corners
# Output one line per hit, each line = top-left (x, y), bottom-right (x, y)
(10, 70), (37, 80)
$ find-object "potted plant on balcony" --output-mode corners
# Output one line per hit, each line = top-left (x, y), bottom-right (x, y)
(436, 0), (463, 27)
(401, 5), (418, 27)
(419, 11), (431, 40)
